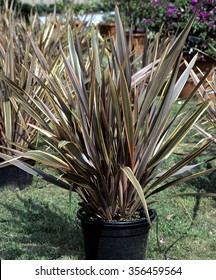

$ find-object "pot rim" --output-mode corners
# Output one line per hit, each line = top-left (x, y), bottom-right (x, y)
(77, 208), (156, 228)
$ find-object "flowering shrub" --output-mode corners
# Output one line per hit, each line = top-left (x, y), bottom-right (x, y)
(105, 0), (216, 58)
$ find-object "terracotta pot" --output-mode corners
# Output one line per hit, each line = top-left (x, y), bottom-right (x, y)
(74, 20), (87, 29)
(126, 32), (145, 55)
(179, 80), (195, 99)
(98, 22), (116, 37)
(202, 66), (215, 98)
(179, 58), (216, 99)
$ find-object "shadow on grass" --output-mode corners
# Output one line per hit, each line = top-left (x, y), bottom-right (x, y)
(188, 169), (216, 221)
(0, 194), (84, 260)
(193, 168), (216, 192)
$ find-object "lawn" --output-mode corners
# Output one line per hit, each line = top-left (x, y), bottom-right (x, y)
(0, 182), (84, 260)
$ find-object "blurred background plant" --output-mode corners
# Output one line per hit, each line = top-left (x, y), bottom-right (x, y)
(101, 0), (216, 59)
(73, 0), (111, 15)
(0, 12), (39, 155)
(0, 1), (90, 158)
(0, 0), (20, 11)
(1, 0), (214, 61)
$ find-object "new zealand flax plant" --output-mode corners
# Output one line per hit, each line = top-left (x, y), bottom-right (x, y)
(0, 7), (215, 223)
(0, 14), (40, 158)
(0, 12), (54, 188)
(0, 8), (82, 159)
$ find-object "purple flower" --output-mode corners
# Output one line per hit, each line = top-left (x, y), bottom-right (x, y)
(207, 21), (215, 27)
(174, 11), (180, 19)
(142, 18), (152, 24)
(190, 5), (197, 12)
(153, 0), (162, 6)
(166, 3), (175, 11)
(198, 11), (211, 22)
(200, 55), (206, 62)
(190, 0), (203, 10)
(166, 3), (176, 17)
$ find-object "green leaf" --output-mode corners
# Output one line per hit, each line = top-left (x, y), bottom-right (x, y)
(3, 101), (12, 145)
(29, 37), (48, 70)
(148, 100), (210, 168)
(68, 26), (82, 84)
(60, 46), (88, 115)
(91, 26), (102, 84)
(145, 141), (214, 196)
(120, 67), (134, 165)
(0, 153), (72, 190)
(146, 167), (216, 199)
(122, 166), (151, 225)
(58, 140), (92, 168)
(115, 6), (131, 86)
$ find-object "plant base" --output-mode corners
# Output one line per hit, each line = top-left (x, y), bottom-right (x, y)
(77, 208), (156, 260)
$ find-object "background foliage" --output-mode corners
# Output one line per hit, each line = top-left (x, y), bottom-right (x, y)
(101, 0), (216, 57)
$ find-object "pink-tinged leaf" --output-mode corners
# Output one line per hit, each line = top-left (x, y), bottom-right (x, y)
(122, 166), (151, 225)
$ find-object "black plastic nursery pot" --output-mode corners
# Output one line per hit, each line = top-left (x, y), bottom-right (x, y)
(77, 208), (156, 260)
(0, 159), (35, 189)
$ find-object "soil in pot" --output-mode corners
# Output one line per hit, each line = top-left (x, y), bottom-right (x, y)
(77, 208), (156, 260)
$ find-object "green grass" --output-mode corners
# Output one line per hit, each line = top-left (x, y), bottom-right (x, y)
(0, 171), (215, 260)
(0, 180), (84, 260)
(148, 186), (216, 260)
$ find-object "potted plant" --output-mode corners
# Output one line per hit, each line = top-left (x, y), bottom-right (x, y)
(98, 12), (116, 38)
(121, 0), (147, 54)
(101, 0), (148, 53)
(1, 7), (215, 259)
(0, 4), (91, 189)
(0, 13), (39, 188)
